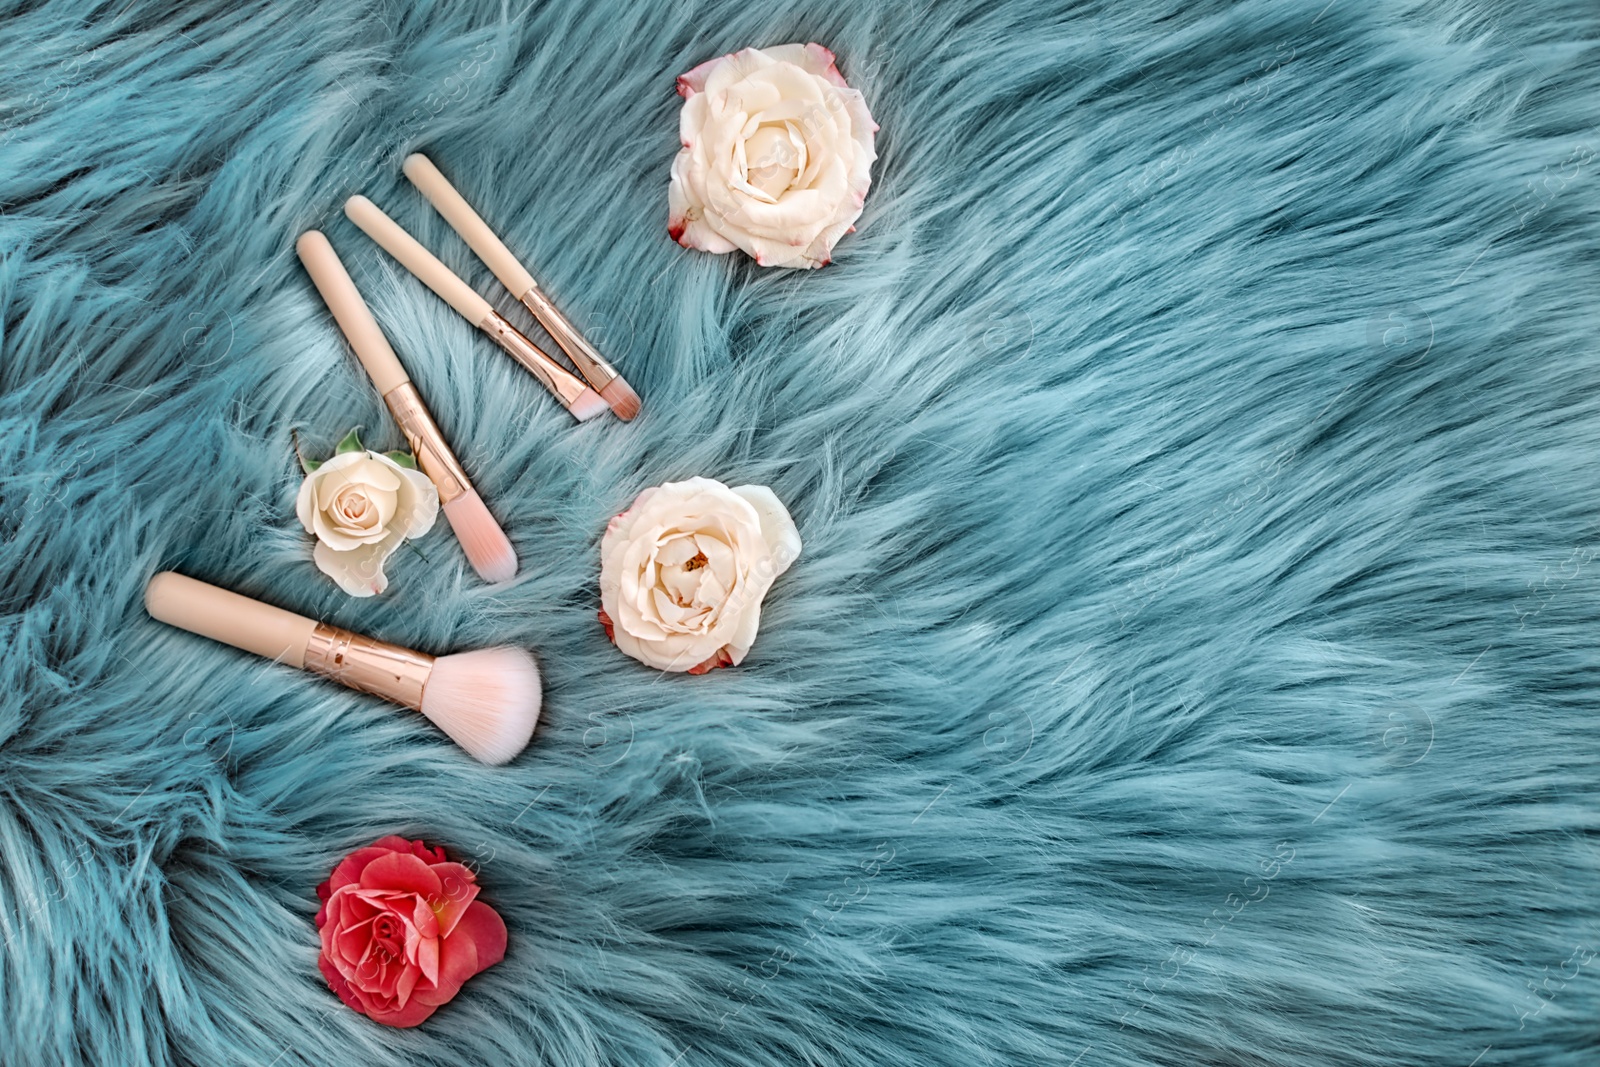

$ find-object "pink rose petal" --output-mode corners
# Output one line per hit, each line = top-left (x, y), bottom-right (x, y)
(676, 53), (727, 98)
(687, 646), (736, 675)
(802, 42), (849, 87)
(413, 900), (506, 1007)
(359, 852), (444, 900)
(313, 837), (505, 1030)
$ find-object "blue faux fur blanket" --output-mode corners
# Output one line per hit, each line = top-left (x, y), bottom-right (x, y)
(2, 0), (1598, 1064)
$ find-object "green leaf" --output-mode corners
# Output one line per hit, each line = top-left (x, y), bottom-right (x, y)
(291, 429), (321, 474)
(335, 428), (364, 455)
(385, 450), (418, 470)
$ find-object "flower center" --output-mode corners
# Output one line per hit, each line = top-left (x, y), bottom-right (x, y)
(329, 483), (381, 529)
(663, 551), (711, 608)
(741, 124), (804, 201)
(647, 529), (738, 629)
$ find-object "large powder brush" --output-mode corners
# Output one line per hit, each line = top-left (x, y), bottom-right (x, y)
(145, 572), (540, 765)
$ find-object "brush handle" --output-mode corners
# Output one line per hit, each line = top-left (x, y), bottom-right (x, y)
(382, 382), (471, 504)
(479, 311), (594, 409)
(145, 572), (315, 668)
(519, 284), (620, 389)
(403, 154), (536, 299)
(302, 624), (433, 710)
(295, 231), (411, 395)
(403, 154), (620, 391)
(345, 196), (494, 325)
(295, 232), (472, 504)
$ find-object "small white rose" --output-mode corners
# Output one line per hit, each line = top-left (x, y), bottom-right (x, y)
(599, 477), (801, 673)
(295, 450), (439, 597)
(669, 42), (878, 269)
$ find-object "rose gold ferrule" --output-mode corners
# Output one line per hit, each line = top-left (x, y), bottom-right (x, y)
(381, 382), (470, 505)
(519, 285), (620, 390)
(303, 623), (435, 711)
(477, 310), (591, 409)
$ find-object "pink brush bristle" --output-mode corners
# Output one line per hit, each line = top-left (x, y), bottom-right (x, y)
(441, 490), (517, 583)
(567, 387), (609, 422)
(419, 646), (541, 764)
(599, 376), (641, 421)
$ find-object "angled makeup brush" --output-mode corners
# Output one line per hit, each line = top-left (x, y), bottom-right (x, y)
(344, 195), (607, 423)
(296, 231), (517, 584)
(145, 572), (540, 765)
(403, 153), (640, 421)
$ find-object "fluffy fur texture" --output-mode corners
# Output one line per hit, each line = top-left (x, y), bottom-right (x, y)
(1, 1), (1598, 1064)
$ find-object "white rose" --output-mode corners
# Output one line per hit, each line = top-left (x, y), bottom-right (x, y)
(668, 42), (878, 269)
(599, 477), (801, 673)
(295, 450), (439, 597)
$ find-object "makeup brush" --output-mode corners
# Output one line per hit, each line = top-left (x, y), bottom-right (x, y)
(296, 230), (517, 584)
(402, 153), (641, 421)
(344, 195), (607, 422)
(145, 571), (540, 765)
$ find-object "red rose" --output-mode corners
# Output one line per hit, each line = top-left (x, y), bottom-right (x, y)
(315, 836), (507, 1028)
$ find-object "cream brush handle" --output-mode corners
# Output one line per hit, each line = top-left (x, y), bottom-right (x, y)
(296, 229), (472, 503)
(344, 195), (494, 324)
(402, 154), (622, 391)
(145, 571), (316, 668)
(402, 153), (535, 299)
(344, 193), (597, 416)
(145, 572), (435, 709)
(295, 230), (410, 395)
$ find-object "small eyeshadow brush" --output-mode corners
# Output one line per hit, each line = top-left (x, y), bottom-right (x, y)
(145, 571), (540, 764)
(402, 153), (640, 420)
(297, 231), (517, 584)
(344, 195), (607, 422)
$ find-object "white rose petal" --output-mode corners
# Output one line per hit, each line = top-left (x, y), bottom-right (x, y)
(599, 476), (801, 672)
(668, 43), (878, 269)
(296, 451), (439, 597)
(731, 485), (803, 580)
